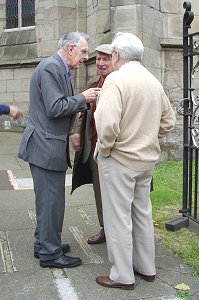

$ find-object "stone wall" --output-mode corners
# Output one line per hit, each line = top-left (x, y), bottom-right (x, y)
(0, 0), (198, 158)
(0, 0), (88, 122)
(0, 0), (38, 126)
(86, 0), (111, 82)
(160, 0), (199, 157)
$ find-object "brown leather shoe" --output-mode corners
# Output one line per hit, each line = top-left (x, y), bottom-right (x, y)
(87, 229), (106, 244)
(134, 270), (155, 282)
(96, 276), (134, 290)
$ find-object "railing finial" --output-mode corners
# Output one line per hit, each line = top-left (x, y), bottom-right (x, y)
(183, 2), (194, 27)
(183, 2), (191, 11)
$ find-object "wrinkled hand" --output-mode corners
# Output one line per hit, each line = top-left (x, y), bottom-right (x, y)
(9, 105), (23, 120)
(70, 133), (81, 151)
(82, 87), (101, 103)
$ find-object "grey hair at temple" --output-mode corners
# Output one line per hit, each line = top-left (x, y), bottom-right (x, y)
(57, 32), (90, 50)
(111, 32), (144, 62)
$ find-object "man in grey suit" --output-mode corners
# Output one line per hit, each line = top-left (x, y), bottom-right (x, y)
(18, 32), (100, 269)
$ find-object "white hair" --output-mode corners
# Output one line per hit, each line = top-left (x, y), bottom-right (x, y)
(111, 32), (144, 62)
(57, 32), (90, 50)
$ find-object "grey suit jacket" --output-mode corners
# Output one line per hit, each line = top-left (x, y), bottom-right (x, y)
(18, 53), (87, 171)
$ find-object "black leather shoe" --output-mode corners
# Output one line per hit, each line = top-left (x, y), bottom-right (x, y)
(40, 255), (82, 268)
(34, 244), (70, 259)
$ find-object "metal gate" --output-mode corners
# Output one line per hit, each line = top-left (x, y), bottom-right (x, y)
(178, 2), (199, 224)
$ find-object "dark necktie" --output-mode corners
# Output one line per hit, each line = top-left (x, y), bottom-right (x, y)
(67, 71), (71, 81)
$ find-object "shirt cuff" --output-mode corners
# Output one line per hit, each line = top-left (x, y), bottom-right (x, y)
(0, 104), (10, 115)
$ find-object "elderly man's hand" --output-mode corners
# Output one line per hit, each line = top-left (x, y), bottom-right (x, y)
(9, 105), (23, 120)
(70, 133), (81, 151)
(82, 88), (101, 103)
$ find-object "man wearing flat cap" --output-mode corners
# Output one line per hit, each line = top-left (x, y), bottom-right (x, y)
(71, 44), (113, 244)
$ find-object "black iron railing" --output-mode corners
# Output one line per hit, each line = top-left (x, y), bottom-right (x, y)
(179, 2), (199, 224)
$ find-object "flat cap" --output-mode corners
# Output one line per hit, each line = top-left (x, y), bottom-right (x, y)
(95, 44), (112, 55)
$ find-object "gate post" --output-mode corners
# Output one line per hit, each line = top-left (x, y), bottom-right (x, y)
(167, 1), (199, 229)
(181, 2), (194, 214)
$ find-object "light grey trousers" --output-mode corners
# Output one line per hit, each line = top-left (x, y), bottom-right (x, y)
(97, 155), (156, 284)
(30, 163), (66, 261)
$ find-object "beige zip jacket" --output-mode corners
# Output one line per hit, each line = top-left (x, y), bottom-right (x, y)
(94, 61), (176, 171)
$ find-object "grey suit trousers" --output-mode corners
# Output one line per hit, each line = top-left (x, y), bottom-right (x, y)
(97, 155), (156, 284)
(30, 164), (66, 261)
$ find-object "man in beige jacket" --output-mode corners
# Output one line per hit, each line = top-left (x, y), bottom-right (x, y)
(94, 32), (176, 290)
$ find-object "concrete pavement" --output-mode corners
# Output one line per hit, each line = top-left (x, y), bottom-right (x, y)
(0, 131), (198, 300)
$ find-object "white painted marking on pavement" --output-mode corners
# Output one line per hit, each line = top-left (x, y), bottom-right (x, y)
(65, 174), (72, 186)
(0, 230), (17, 273)
(77, 208), (94, 225)
(27, 211), (79, 300)
(69, 226), (104, 264)
(16, 178), (33, 190)
(163, 298), (182, 300)
(7, 170), (19, 190)
(28, 209), (37, 226)
(8, 173), (72, 190)
(52, 269), (79, 300)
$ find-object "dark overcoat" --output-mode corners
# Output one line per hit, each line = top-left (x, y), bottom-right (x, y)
(71, 75), (101, 193)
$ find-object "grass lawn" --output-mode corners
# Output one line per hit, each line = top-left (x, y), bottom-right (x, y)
(151, 160), (199, 275)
